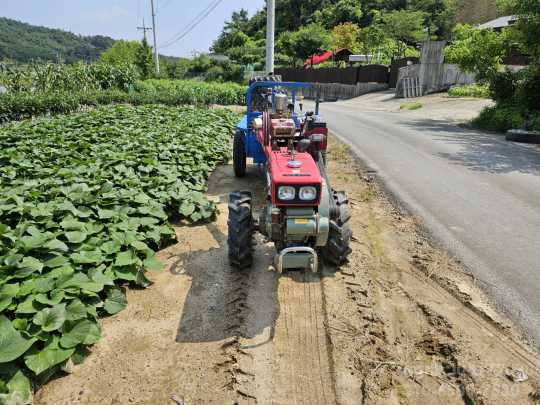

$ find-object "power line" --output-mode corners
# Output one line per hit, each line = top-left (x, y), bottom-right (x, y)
(158, 0), (174, 12)
(159, 0), (224, 49)
(159, 0), (221, 48)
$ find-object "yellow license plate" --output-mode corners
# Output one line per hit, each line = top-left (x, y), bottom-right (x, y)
(295, 219), (310, 225)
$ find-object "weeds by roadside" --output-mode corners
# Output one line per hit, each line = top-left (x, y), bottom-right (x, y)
(448, 84), (490, 99)
(400, 102), (423, 111)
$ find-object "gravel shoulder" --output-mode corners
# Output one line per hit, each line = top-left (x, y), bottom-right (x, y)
(35, 136), (540, 404)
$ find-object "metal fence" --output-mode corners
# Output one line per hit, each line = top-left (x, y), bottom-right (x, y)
(302, 82), (389, 101)
(275, 65), (389, 85)
(389, 57), (420, 88)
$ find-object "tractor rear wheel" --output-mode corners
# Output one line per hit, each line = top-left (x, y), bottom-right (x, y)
(228, 191), (253, 269)
(322, 191), (352, 267)
(233, 131), (247, 177)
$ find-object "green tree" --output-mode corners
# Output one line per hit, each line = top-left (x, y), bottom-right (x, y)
(382, 10), (426, 56)
(99, 40), (140, 65)
(313, 0), (363, 28)
(225, 38), (265, 66)
(331, 22), (361, 52)
(212, 9), (251, 54)
(359, 23), (398, 64)
(445, 24), (508, 81)
(407, 0), (457, 39)
(135, 37), (154, 80)
(512, 0), (540, 59)
(289, 23), (331, 64)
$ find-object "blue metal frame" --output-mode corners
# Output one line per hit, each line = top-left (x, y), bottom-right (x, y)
(236, 81), (313, 165)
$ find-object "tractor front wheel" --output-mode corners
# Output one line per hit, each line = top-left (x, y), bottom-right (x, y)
(233, 131), (247, 177)
(228, 191), (253, 269)
(322, 191), (352, 267)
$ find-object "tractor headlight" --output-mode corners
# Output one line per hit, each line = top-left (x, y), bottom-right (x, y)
(278, 186), (295, 201)
(299, 186), (317, 201)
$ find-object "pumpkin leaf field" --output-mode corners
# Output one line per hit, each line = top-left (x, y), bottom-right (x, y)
(0, 105), (238, 399)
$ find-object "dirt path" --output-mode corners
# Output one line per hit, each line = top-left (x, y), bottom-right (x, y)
(36, 137), (540, 405)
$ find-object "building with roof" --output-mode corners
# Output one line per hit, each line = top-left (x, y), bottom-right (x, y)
(478, 15), (518, 31)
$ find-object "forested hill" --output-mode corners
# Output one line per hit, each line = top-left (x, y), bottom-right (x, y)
(0, 17), (115, 63)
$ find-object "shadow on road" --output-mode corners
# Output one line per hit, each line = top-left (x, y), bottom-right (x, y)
(403, 118), (540, 175)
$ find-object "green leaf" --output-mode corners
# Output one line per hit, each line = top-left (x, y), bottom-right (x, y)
(13, 257), (43, 278)
(100, 240), (121, 255)
(71, 346), (90, 365)
(24, 336), (75, 375)
(143, 256), (164, 272)
(70, 250), (103, 264)
(103, 287), (127, 315)
(43, 266), (74, 280)
(0, 369), (32, 405)
(3, 254), (23, 268)
(44, 239), (69, 253)
(0, 284), (19, 312)
(115, 267), (137, 281)
(20, 233), (50, 250)
(65, 299), (88, 321)
(32, 304), (66, 332)
(130, 240), (150, 252)
(0, 316), (37, 363)
(56, 273), (89, 290)
(12, 318), (28, 331)
(59, 320), (101, 348)
(60, 217), (86, 231)
(114, 250), (137, 267)
(97, 208), (116, 219)
(179, 202), (195, 217)
(84, 223), (104, 235)
(34, 278), (55, 293)
(44, 255), (70, 268)
(65, 231), (87, 244)
(15, 297), (38, 315)
(88, 268), (114, 286)
(35, 290), (65, 306)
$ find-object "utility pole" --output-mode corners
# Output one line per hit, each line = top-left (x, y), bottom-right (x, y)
(150, 0), (160, 75)
(265, 0), (275, 74)
(137, 19), (152, 41)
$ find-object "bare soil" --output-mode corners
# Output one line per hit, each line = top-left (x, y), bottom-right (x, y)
(35, 137), (540, 405)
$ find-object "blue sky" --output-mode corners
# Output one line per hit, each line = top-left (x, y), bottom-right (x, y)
(1, 0), (265, 57)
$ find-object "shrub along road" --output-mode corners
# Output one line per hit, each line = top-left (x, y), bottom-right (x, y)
(308, 94), (540, 347)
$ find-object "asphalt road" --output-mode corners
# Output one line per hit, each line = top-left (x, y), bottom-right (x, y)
(312, 97), (540, 346)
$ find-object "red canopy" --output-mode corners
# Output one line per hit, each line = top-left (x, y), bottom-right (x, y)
(304, 51), (333, 66)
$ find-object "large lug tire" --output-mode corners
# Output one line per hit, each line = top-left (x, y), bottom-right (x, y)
(233, 131), (247, 178)
(322, 191), (352, 267)
(228, 191), (253, 269)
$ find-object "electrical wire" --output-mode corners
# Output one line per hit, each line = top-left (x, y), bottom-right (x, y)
(159, 0), (224, 49)
(158, 0), (174, 12)
(159, 0), (221, 48)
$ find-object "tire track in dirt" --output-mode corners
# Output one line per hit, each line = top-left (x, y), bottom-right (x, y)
(233, 243), (338, 404)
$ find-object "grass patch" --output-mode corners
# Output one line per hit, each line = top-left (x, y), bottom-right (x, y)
(400, 102), (423, 111)
(448, 84), (490, 99)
